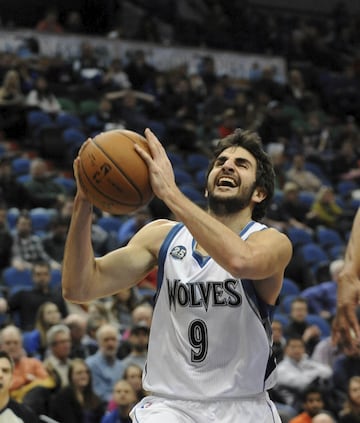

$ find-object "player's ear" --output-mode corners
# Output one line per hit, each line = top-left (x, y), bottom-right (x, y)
(204, 189), (209, 198)
(252, 187), (266, 203)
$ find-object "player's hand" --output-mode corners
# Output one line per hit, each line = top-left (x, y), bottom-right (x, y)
(136, 128), (177, 200)
(334, 270), (360, 353)
(73, 139), (91, 202)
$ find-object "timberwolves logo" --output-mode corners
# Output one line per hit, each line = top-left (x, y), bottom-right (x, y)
(170, 245), (187, 260)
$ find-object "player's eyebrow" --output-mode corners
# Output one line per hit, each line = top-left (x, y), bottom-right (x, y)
(215, 155), (253, 167)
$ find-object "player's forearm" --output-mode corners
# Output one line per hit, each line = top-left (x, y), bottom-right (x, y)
(62, 195), (95, 303)
(163, 189), (255, 277)
(343, 208), (360, 277)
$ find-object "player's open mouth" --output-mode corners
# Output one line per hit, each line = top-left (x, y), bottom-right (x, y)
(216, 177), (237, 187)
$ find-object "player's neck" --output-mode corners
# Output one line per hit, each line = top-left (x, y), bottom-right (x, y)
(0, 392), (10, 410)
(209, 209), (253, 234)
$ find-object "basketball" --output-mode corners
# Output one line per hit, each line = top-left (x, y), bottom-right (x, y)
(77, 129), (153, 215)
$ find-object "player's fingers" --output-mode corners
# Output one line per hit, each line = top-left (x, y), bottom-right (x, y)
(144, 128), (166, 156)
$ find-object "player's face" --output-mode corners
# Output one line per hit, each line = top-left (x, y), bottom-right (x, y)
(0, 358), (13, 393)
(207, 146), (258, 215)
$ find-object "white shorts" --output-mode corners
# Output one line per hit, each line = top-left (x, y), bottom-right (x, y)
(130, 392), (281, 423)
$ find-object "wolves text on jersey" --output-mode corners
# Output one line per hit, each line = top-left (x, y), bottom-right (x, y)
(167, 279), (242, 311)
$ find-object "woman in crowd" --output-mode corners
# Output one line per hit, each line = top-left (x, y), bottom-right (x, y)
(49, 358), (105, 422)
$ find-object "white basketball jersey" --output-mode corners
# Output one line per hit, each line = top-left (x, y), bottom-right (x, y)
(143, 221), (277, 400)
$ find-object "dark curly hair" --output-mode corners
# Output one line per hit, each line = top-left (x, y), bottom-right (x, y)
(207, 129), (275, 220)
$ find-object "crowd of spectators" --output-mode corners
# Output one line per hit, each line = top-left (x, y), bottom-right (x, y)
(0, 1), (360, 422)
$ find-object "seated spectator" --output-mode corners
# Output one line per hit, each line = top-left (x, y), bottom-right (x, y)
(266, 182), (315, 232)
(272, 319), (287, 363)
(0, 157), (31, 209)
(72, 41), (103, 86)
(2, 261), (68, 330)
(275, 336), (332, 412)
(121, 323), (150, 371)
(0, 325), (53, 402)
(286, 154), (322, 193)
(331, 139), (360, 185)
(11, 211), (61, 271)
(0, 350), (39, 422)
(63, 313), (92, 359)
(101, 379), (136, 423)
(309, 186), (353, 232)
(0, 202), (13, 272)
(82, 314), (107, 356)
(0, 69), (27, 139)
(338, 376), (360, 422)
(35, 8), (64, 33)
(0, 70), (25, 104)
(42, 215), (71, 263)
(86, 324), (125, 404)
(60, 198), (117, 255)
(43, 324), (73, 388)
(23, 158), (67, 209)
(284, 297), (321, 356)
(289, 385), (327, 423)
(32, 301), (62, 359)
(102, 58), (132, 90)
(49, 358), (105, 423)
(332, 340), (360, 399)
(301, 259), (344, 320)
(26, 75), (62, 115)
(311, 318), (344, 369)
(106, 287), (144, 334)
(123, 364), (148, 402)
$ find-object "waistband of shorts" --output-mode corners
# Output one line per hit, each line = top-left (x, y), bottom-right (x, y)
(148, 391), (269, 403)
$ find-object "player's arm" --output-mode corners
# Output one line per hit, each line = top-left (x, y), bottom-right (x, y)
(62, 156), (174, 304)
(137, 129), (292, 304)
(335, 208), (360, 348)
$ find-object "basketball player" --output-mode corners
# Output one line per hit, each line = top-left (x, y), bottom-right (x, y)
(335, 208), (360, 352)
(0, 351), (38, 422)
(62, 128), (292, 422)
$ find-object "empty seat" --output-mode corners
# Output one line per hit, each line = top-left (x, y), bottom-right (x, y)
(316, 227), (344, 251)
(286, 227), (313, 249)
(280, 278), (300, 297)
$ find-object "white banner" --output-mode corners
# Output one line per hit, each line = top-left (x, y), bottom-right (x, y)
(0, 29), (287, 82)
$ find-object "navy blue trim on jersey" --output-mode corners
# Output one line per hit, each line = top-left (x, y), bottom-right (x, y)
(191, 239), (212, 267)
(156, 223), (184, 299)
(240, 220), (256, 237)
(241, 278), (277, 388)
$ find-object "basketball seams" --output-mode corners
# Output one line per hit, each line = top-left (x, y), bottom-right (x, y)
(79, 151), (142, 209)
(91, 137), (146, 205)
(78, 129), (153, 215)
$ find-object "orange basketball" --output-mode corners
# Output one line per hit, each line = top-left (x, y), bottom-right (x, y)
(78, 129), (153, 215)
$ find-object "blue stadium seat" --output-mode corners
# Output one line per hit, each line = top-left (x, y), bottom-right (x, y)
(316, 227), (344, 251)
(29, 208), (53, 235)
(2, 267), (33, 295)
(54, 176), (76, 195)
(306, 314), (331, 339)
(287, 227), (313, 249)
(174, 168), (193, 185)
(280, 278), (300, 297)
(273, 312), (289, 328)
(97, 216), (123, 234)
(11, 157), (31, 176)
(185, 153), (209, 173)
(179, 184), (206, 206)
